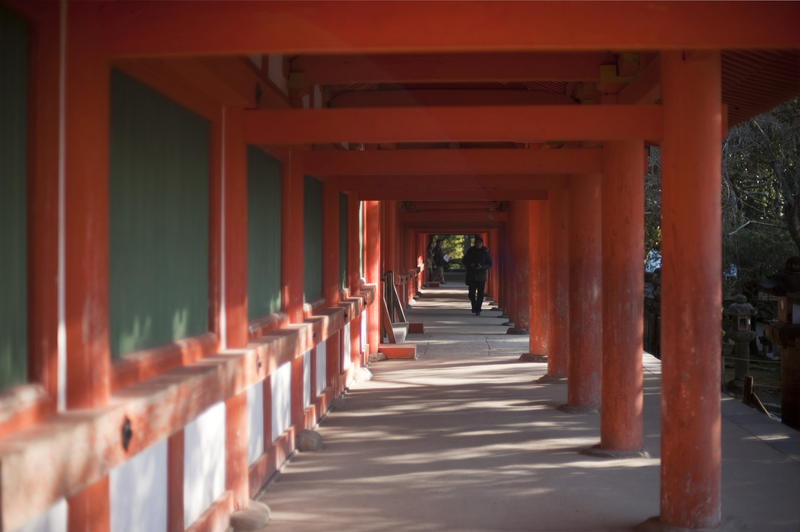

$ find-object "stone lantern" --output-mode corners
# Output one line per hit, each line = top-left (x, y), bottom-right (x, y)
(762, 256), (800, 430)
(725, 294), (756, 392)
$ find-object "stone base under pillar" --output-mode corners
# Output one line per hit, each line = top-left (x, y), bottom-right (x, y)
(536, 374), (566, 384)
(635, 516), (741, 532)
(557, 404), (599, 415)
(580, 444), (650, 459)
(230, 500), (271, 531)
(518, 353), (548, 362)
(506, 327), (529, 335)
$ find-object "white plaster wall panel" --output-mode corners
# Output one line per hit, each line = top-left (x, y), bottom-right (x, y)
(15, 499), (67, 532)
(361, 309), (367, 353)
(247, 382), (265, 465)
(110, 438), (168, 532)
(342, 322), (351, 371)
(303, 350), (311, 408)
(271, 361), (291, 441)
(183, 402), (226, 529)
(315, 339), (327, 396)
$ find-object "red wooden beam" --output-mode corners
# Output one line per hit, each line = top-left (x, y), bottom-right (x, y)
(303, 148), (602, 176)
(327, 89), (573, 108)
(243, 105), (663, 144)
(292, 52), (610, 85)
(78, 2), (800, 56)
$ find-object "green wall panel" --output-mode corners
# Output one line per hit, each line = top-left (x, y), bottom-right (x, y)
(0, 8), (28, 389)
(339, 193), (347, 290)
(109, 70), (209, 358)
(247, 146), (282, 320)
(303, 176), (322, 302)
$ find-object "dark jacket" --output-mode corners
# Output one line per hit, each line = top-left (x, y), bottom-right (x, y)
(464, 245), (492, 284)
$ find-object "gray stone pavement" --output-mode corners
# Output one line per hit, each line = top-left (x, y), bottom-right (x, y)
(258, 279), (800, 531)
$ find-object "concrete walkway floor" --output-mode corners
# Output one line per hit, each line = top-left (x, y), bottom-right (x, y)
(258, 281), (800, 531)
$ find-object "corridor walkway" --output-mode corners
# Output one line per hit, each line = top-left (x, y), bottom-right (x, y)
(258, 281), (800, 531)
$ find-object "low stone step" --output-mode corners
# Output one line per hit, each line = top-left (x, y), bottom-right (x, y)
(379, 343), (417, 360)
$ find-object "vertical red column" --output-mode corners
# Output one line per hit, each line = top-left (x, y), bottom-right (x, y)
(488, 229), (499, 301)
(225, 391), (249, 508)
(322, 183), (340, 306)
(546, 183), (570, 379)
(167, 430), (184, 532)
(659, 51), (722, 529)
(528, 200), (549, 356)
(223, 106), (248, 349)
(365, 201), (381, 355)
(68, 477), (109, 532)
(65, 16), (111, 530)
(346, 193), (360, 295)
(599, 141), (645, 453)
(345, 194), (362, 369)
(64, 17), (110, 411)
(566, 174), (602, 410)
(509, 201), (530, 332)
(281, 150), (304, 323)
(222, 106), (249, 509)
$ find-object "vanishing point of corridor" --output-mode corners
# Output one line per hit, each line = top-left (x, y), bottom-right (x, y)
(259, 280), (799, 532)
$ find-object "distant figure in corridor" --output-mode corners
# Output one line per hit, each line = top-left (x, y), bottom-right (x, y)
(464, 236), (492, 315)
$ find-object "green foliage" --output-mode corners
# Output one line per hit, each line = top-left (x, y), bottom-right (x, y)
(644, 98), (799, 309)
(431, 234), (471, 269)
(722, 98), (799, 305)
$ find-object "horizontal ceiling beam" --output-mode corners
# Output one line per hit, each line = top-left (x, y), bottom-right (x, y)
(400, 210), (510, 225)
(243, 105), (662, 144)
(332, 175), (557, 200)
(293, 52), (610, 85)
(78, 2), (800, 56)
(302, 148), (601, 176)
(327, 89), (572, 108)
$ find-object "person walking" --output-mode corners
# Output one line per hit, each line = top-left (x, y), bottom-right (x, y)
(464, 236), (492, 315)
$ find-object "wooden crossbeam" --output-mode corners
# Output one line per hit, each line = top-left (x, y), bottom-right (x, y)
(243, 105), (663, 145)
(292, 52), (611, 85)
(78, 2), (800, 56)
(302, 148), (602, 176)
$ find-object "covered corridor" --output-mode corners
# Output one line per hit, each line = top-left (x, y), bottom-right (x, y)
(1, 2), (800, 532)
(261, 284), (799, 531)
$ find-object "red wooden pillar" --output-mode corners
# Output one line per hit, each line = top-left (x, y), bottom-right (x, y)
(346, 193), (361, 294)
(167, 430), (184, 532)
(226, 391), (249, 509)
(65, 18), (110, 411)
(365, 201), (381, 354)
(659, 51), (722, 529)
(281, 149), (304, 323)
(291, 354), (304, 428)
(221, 106), (250, 509)
(499, 227), (511, 317)
(546, 183), (570, 379)
(599, 140), (645, 453)
(322, 183), (340, 306)
(223, 106), (248, 349)
(68, 477), (109, 532)
(509, 201), (530, 331)
(345, 194), (363, 369)
(567, 173), (602, 410)
(65, 25), (111, 532)
(528, 200), (549, 356)
(488, 229), (500, 300)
